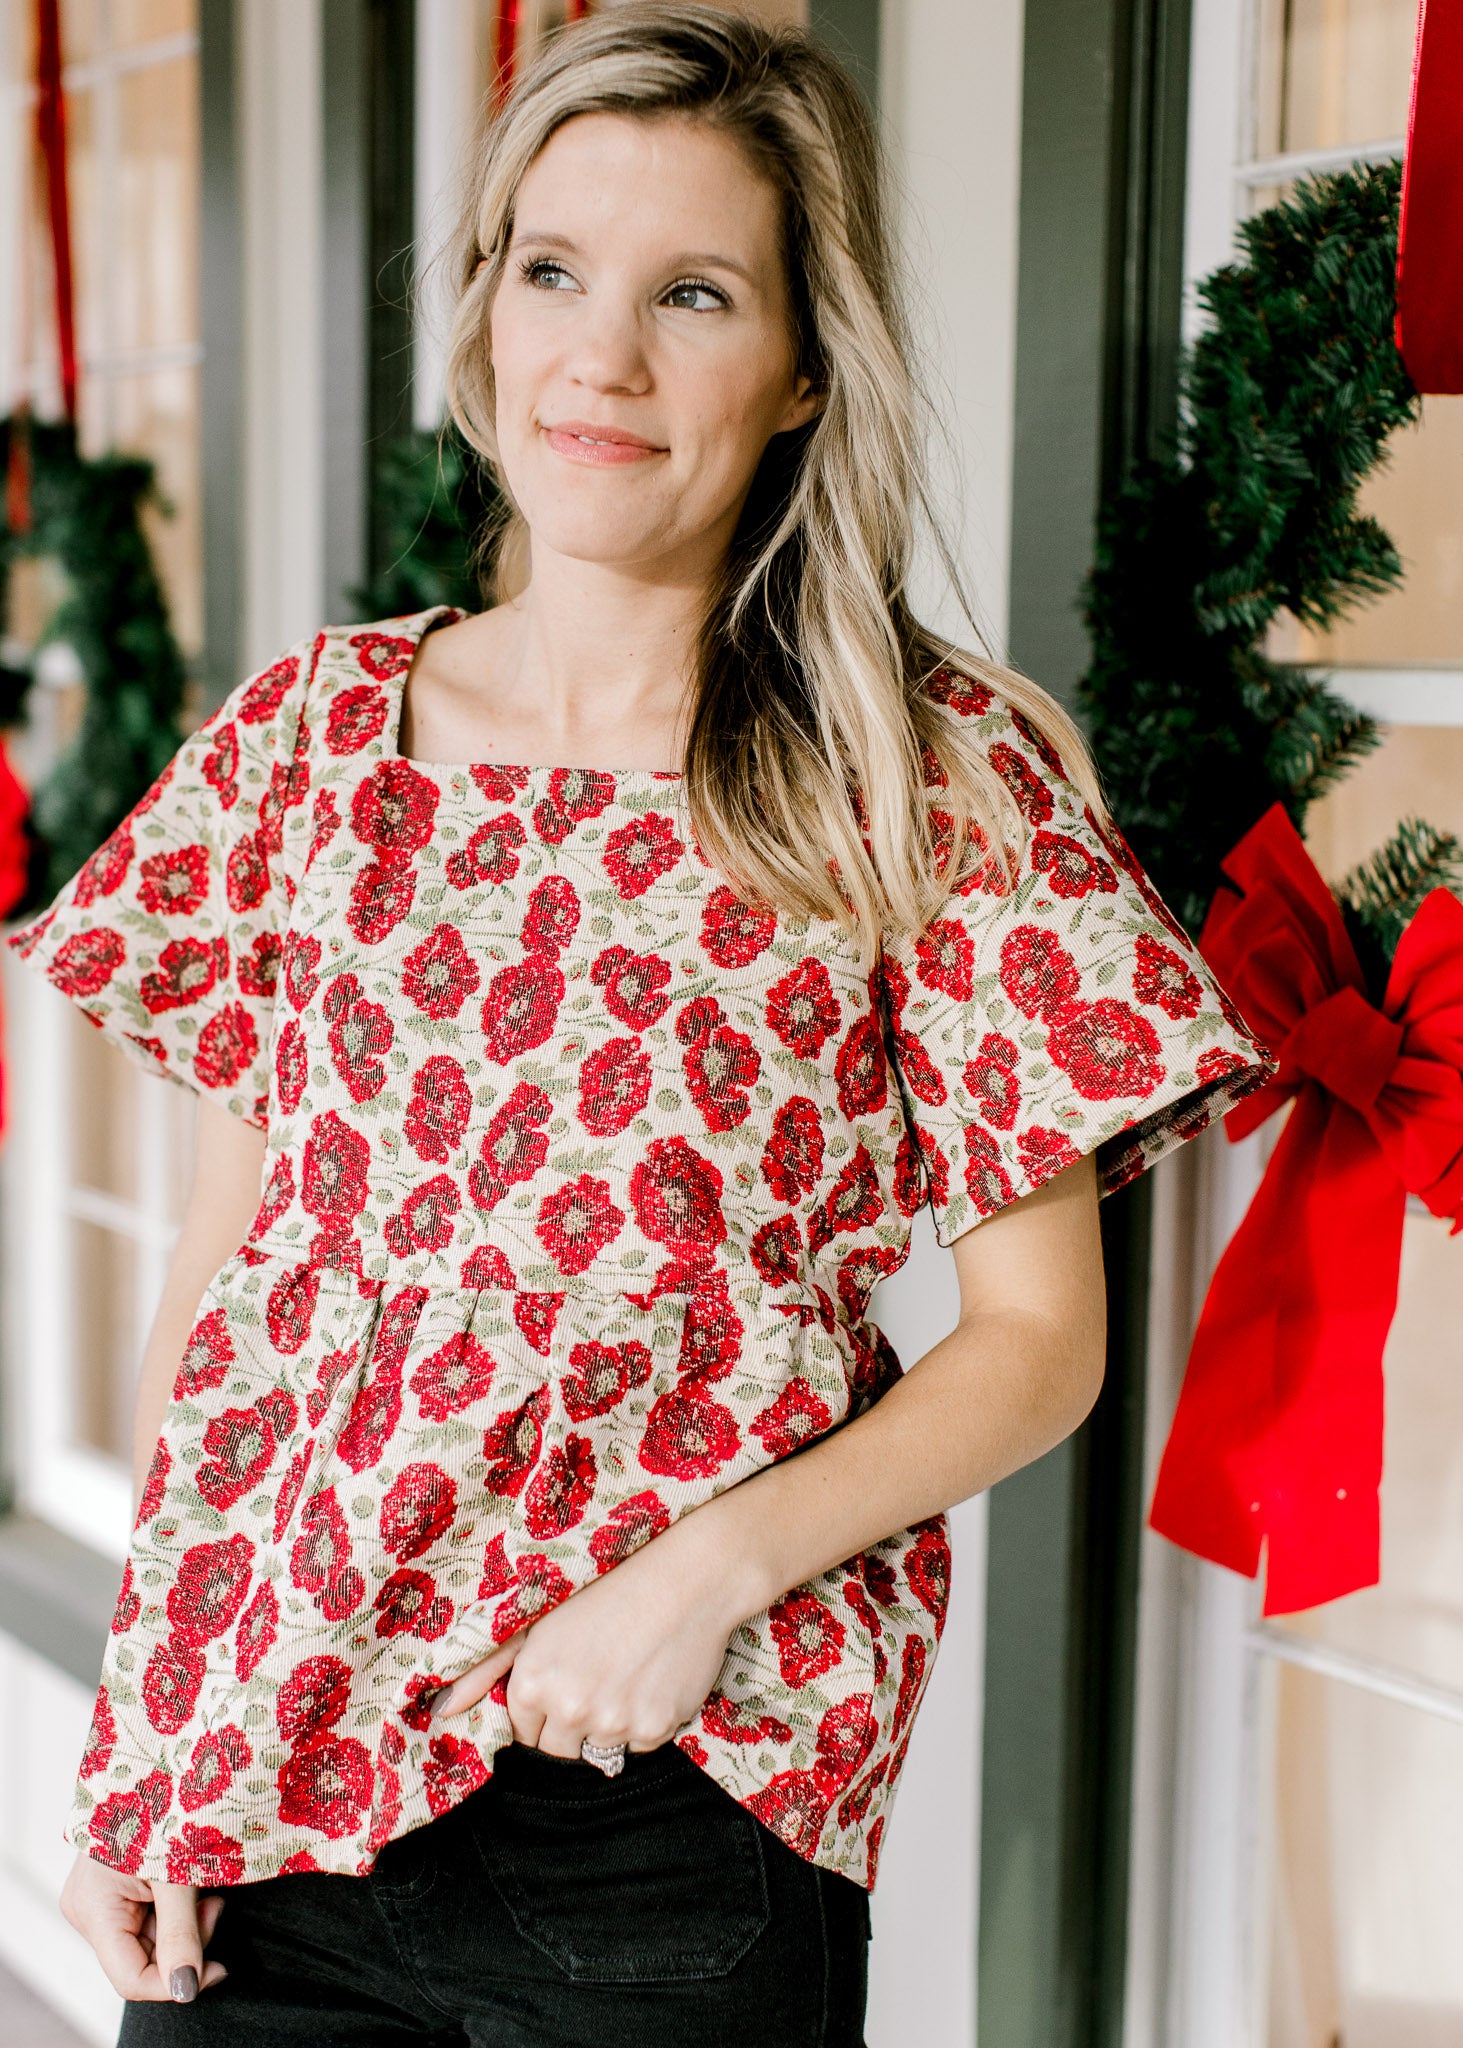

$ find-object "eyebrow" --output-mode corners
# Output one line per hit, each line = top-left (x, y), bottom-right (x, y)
(509, 229), (757, 286)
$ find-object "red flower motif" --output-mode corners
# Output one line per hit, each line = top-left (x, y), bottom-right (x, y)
(678, 1275), (743, 1381)
(833, 1014), (888, 1119)
(410, 1331), (497, 1420)
(290, 1486), (363, 1618)
(578, 1037), (652, 1137)
(808, 1143), (882, 1253)
(700, 1692), (794, 1746)
(47, 926), (125, 999)
(238, 931), (283, 1000)
(989, 741), (1055, 825)
(276, 1656), (353, 1742)
(224, 831), (270, 913)
(470, 764), (531, 803)
(588, 1490), (671, 1573)
(749, 1377), (833, 1458)
(141, 1638), (206, 1735)
(470, 1083), (553, 1209)
(165, 1824), (245, 1887)
(446, 811), (525, 889)
(766, 958), (841, 1060)
(88, 1790), (156, 1873)
(383, 1173), (461, 1257)
(373, 1568), (453, 1640)
(759, 1096), (825, 1202)
(683, 1022), (760, 1132)
(283, 931), (322, 1011)
(111, 1559), (141, 1633)
(199, 726), (238, 807)
(482, 1387), (551, 1498)
(837, 1243), (902, 1319)
(350, 759), (439, 853)
(533, 768), (614, 846)
(195, 1398), (292, 1512)
(405, 1054), (473, 1163)
(602, 813), (684, 897)
(140, 935), (218, 1013)
(490, 1552), (573, 1641)
(235, 1580), (279, 1681)
(513, 1292), (562, 1354)
(638, 1384), (741, 1480)
(769, 1588), (846, 1687)
(137, 844), (210, 917)
(1132, 931), (1205, 1018)
(347, 853), (416, 945)
(302, 1111), (371, 1221)
(536, 1175), (625, 1273)
(276, 1733), (375, 1837)
(80, 1689), (117, 1779)
(998, 924), (1082, 1021)
(963, 1124), (1016, 1216)
(628, 1136), (726, 1253)
(174, 1307), (233, 1397)
(524, 1434), (598, 1538)
(402, 924), (482, 1019)
(814, 1696), (876, 1792)
(523, 873), (581, 954)
(963, 1031), (1021, 1129)
(265, 1261), (321, 1354)
(750, 1214), (801, 1286)
(1046, 996), (1164, 1100)
(380, 1463), (458, 1560)
(746, 1770), (835, 1861)
(561, 1338), (653, 1420)
(194, 1002), (260, 1091)
(422, 1732), (489, 1816)
(891, 1636), (928, 1742)
(325, 683), (389, 753)
(337, 1347), (405, 1473)
(349, 630), (414, 680)
(240, 653), (299, 720)
(927, 665), (994, 718)
(1015, 1125), (1082, 1185)
(167, 1534), (255, 1646)
(700, 886), (776, 967)
(913, 917), (975, 999)
(905, 1517), (952, 1627)
(480, 957), (564, 1063)
(1197, 1045), (1249, 1082)
(461, 1244), (517, 1290)
(591, 945), (673, 1029)
(322, 972), (394, 1102)
(1030, 827), (1117, 898)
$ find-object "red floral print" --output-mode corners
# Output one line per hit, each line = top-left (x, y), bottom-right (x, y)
(11, 611), (1268, 1898)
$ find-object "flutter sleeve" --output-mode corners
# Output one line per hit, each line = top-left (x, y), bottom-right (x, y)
(882, 678), (1277, 1245)
(4, 635), (318, 1129)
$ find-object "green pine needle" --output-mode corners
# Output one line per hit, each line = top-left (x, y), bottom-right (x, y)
(1337, 817), (1463, 960)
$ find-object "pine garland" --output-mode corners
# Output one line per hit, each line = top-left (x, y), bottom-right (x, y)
(352, 420), (502, 620)
(0, 416), (189, 915)
(1079, 162), (1440, 961)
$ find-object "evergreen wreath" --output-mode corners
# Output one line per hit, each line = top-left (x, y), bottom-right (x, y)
(0, 415), (189, 917)
(1079, 160), (1463, 999)
(352, 419), (503, 621)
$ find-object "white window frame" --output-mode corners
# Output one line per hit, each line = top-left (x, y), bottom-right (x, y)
(0, 9), (203, 1563)
(1124, 8), (1463, 2046)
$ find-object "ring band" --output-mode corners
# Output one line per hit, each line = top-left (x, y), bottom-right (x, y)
(580, 1737), (628, 1776)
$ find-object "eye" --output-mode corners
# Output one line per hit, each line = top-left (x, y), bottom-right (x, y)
(518, 257), (575, 291)
(664, 277), (729, 312)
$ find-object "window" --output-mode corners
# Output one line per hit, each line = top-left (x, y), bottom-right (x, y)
(1, 0), (202, 1560)
(1135, 7), (1463, 2046)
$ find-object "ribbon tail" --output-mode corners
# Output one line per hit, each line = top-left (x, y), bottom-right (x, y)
(1149, 1094), (1404, 1612)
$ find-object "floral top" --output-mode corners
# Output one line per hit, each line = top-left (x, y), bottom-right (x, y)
(6, 606), (1273, 1894)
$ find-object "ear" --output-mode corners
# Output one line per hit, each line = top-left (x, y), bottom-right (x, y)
(778, 372), (828, 436)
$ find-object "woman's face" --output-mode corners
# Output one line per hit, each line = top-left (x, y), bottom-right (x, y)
(487, 110), (823, 586)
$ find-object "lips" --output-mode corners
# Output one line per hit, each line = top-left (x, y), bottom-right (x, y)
(546, 419), (663, 450)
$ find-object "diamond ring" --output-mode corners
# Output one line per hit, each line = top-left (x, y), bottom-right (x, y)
(580, 1737), (628, 1776)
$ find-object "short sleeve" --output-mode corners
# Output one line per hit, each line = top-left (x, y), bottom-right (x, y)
(881, 683), (1277, 1246)
(5, 635), (318, 1128)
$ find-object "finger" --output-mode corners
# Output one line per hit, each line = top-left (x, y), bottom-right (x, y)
(151, 1881), (207, 2004)
(436, 1633), (525, 1718)
(91, 1921), (160, 2002)
(198, 1890), (228, 1944)
(535, 1718), (587, 1759)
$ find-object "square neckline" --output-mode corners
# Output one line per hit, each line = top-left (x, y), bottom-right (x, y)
(377, 603), (687, 786)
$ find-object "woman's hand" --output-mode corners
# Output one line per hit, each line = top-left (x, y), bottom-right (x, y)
(434, 1509), (747, 1756)
(60, 1850), (228, 2001)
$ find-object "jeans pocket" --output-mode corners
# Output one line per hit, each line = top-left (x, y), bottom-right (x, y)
(470, 1742), (771, 1983)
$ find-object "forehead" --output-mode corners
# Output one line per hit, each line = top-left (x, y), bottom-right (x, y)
(512, 112), (783, 271)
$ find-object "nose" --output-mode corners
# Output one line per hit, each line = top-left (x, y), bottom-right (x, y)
(559, 288), (654, 397)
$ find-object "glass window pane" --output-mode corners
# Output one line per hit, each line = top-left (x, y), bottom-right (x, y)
(70, 1217), (140, 1464)
(1265, 1664), (1463, 2046)
(115, 53), (200, 354)
(114, 0), (197, 45)
(1256, 0), (1417, 159)
(1267, 398), (1463, 668)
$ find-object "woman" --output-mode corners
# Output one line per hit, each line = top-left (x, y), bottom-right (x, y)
(13, 7), (1271, 2043)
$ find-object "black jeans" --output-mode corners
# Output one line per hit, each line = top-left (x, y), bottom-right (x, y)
(118, 1739), (871, 2046)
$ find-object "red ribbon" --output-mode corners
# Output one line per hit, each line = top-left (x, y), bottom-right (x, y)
(1149, 803), (1463, 1615)
(36, 0), (78, 422)
(1395, 0), (1463, 393)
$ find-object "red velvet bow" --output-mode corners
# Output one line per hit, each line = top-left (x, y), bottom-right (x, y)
(1148, 802), (1463, 1614)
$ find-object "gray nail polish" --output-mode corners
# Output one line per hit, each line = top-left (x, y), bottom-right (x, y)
(170, 1964), (199, 2003)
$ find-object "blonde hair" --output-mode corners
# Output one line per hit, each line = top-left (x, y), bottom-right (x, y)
(441, 1), (1110, 961)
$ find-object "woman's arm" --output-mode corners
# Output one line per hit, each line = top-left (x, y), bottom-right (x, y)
(62, 1092), (266, 2006)
(435, 1149), (1106, 1750)
(129, 1097), (269, 1510)
(682, 1145), (1105, 1623)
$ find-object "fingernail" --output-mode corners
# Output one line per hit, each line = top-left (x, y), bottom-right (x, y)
(170, 1965), (199, 2003)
